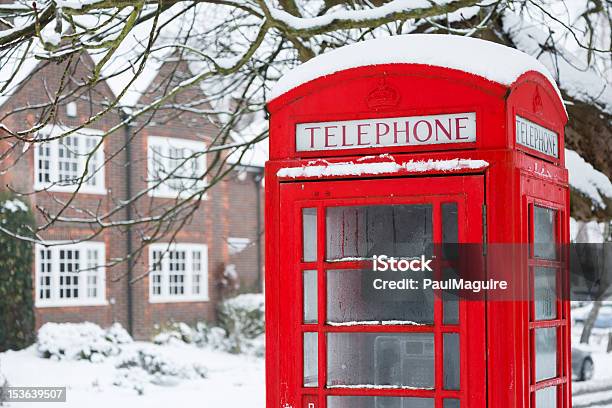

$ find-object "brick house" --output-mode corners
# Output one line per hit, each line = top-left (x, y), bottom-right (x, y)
(0, 51), (265, 339)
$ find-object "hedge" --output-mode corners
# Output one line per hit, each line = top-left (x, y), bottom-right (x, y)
(0, 193), (35, 351)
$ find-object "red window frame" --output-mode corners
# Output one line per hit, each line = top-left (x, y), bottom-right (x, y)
(527, 199), (569, 407)
(279, 176), (486, 408)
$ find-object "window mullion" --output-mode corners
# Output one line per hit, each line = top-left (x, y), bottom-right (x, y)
(78, 246), (87, 301)
(203, 247), (209, 298)
(51, 248), (59, 303)
(51, 139), (59, 184)
(97, 140), (104, 190)
(161, 146), (168, 197)
(98, 246), (105, 301)
(163, 254), (169, 298)
(186, 248), (193, 298)
(77, 135), (85, 184)
(149, 250), (155, 300)
(201, 147), (207, 188)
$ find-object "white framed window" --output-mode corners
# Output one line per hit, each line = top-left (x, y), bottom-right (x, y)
(148, 243), (208, 303)
(35, 241), (106, 307)
(33, 125), (105, 194)
(147, 136), (206, 198)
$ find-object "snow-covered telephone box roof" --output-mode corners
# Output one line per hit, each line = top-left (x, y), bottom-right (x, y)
(269, 34), (562, 102)
(266, 34), (567, 166)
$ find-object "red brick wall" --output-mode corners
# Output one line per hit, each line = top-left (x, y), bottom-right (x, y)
(0, 54), (264, 340)
(226, 170), (264, 292)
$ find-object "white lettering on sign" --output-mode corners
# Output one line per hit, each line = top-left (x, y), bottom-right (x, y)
(515, 116), (559, 158)
(296, 112), (476, 152)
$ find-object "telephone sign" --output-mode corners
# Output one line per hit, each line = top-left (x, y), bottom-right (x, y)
(515, 115), (559, 158)
(296, 112), (476, 152)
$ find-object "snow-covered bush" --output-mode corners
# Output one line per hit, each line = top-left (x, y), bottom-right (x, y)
(153, 322), (196, 345)
(115, 347), (207, 392)
(217, 294), (265, 354)
(113, 366), (147, 395)
(152, 321), (239, 352)
(191, 322), (232, 351)
(105, 323), (133, 345)
(37, 322), (132, 362)
(150, 294), (266, 355)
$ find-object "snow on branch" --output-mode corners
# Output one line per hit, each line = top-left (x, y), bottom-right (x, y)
(503, 11), (612, 115)
(263, 0), (481, 34)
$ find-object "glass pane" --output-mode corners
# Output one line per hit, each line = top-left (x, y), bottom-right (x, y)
(535, 328), (557, 381)
(303, 208), (318, 262)
(534, 206), (556, 260)
(443, 269), (459, 325)
(444, 400), (460, 408)
(327, 332), (434, 388)
(442, 202), (458, 260)
(326, 204), (432, 260)
(328, 396), (434, 408)
(535, 386), (557, 407)
(443, 333), (460, 390)
(303, 270), (318, 323)
(534, 267), (557, 320)
(327, 269), (434, 324)
(304, 332), (318, 387)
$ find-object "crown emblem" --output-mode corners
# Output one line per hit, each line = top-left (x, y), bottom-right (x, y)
(533, 87), (543, 114)
(366, 78), (400, 111)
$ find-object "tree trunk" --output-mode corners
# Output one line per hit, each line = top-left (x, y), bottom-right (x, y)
(581, 300), (603, 344)
(607, 331), (612, 353)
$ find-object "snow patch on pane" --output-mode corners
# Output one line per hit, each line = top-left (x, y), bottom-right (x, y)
(326, 256), (372, 262)
(328, 384), (434, 390)
(270, 34), (559, 101)
(277, 157), (489, 178)
(328, 320), (425, 326)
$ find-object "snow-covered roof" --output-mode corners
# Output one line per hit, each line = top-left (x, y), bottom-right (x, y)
(0, 41), (44, 108)
(269, 34), (561, 101)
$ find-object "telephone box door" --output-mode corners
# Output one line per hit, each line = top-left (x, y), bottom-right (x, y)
(278, 175), (486, 408)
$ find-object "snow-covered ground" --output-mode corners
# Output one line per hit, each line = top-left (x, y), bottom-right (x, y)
(0, 341), (264, 408)
(573, 304), (612, 408)
(3, 315), (612, 407)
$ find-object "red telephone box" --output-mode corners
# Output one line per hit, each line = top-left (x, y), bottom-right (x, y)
(265, 36), (570, 408)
